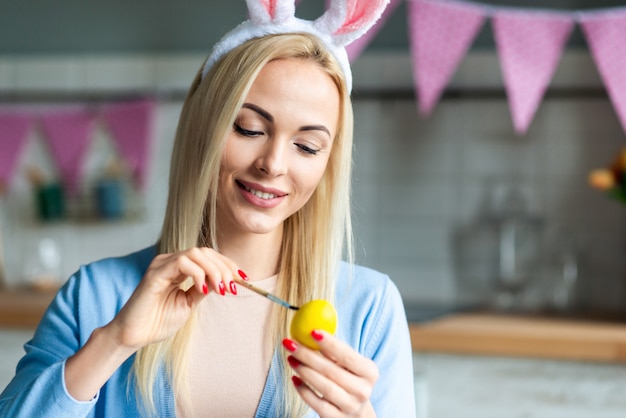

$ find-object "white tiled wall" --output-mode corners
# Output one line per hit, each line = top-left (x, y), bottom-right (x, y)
(1, 51), (625, 311)
(351, 96), (626, 309)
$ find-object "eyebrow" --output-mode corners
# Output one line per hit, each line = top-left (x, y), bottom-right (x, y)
(300, 125), (331, 137)
(242, 103), (273, 123)
(242, 102), (331, 138)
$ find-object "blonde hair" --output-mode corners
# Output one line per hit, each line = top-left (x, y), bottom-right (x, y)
(133, 32), (354, 417)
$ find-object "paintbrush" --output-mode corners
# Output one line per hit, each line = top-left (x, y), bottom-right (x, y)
(232, 276), (299, 310)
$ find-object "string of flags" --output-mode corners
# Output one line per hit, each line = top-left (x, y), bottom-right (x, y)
(405, 0), (626, 136)
(347, 0), (626, 136)
(0, 100), (155, 195)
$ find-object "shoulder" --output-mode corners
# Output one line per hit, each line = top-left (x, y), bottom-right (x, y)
(54, 246), (156, 326)
(334, 262), (407, 354)
(29, 246), (157, 353)
(335, 262), (401, 308)
(77, 245), (156, 293)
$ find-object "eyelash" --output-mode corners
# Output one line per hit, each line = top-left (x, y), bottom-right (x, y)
(233, 123), (320, 156)
(296, 144), (319, 155)
(234, 123), (262, 137)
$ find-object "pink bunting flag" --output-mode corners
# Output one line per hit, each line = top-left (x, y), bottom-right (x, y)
(0, 112), (32, 190)
(578, 9), (626, 134)
(101, 100), (155, 191)
(493, 10), (574, 135)
(40, 109), (96, 196)
(408, 0), (486, 116)
(345, 0), (402, 62)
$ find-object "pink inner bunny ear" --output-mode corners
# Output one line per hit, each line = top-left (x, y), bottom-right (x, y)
(334, 0), (388, 35)
(246, 0), (295, 24)
(261, 0), (276, 19)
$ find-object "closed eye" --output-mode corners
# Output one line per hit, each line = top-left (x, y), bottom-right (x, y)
(296, 143), (319, 155)
(234, 123), (263, 137)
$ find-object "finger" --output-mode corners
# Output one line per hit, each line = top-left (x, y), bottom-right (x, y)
(147, 253), (208, 295)
(291, 375), (339, 417)
(292, 357), (361, 413)
(314, 331), (379, 383)
(286, 334), (378, 412)
(284, 339), (359, 413)
(214, 251), (245, 295)
(186, 281), (209, 307)
(186, 248), (241, 295)
(214, 254), (239, 296)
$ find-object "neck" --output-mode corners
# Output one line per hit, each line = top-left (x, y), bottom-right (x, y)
(217, 226), (283, 282)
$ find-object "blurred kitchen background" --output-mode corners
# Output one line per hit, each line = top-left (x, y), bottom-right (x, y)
(2, 0), (626, 314)
(2, 1), (626, 415)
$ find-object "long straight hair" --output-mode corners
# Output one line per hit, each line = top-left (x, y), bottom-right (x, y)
(133, 32), (354, 417)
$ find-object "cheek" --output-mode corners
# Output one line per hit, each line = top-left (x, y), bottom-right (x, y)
(294, 161), (329, 198)
(222, 139), (251, 171)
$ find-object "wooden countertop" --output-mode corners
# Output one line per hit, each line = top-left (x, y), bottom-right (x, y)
(3, 289), (626, 364)
(0, 288), (57, 328)
(410, 313), (626, 363)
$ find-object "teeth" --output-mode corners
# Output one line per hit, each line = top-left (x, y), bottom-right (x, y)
(244, 185), (276, 200)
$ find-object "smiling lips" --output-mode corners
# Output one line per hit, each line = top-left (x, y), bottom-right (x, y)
(246, 186), (277, 200)
(237, 180), (287, 205)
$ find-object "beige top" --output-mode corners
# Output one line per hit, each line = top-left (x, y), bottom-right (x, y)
(177, 275), (278, 418)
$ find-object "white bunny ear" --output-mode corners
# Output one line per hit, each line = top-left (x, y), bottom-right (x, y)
(245, 0), (296, 25)
(203, 0), (389, 92)
(315, 0), (389, 46)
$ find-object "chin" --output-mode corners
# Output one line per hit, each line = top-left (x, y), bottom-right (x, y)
(239, 217), (283, 235)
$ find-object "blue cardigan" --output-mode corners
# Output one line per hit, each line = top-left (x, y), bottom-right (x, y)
(0, 246), (416, 417)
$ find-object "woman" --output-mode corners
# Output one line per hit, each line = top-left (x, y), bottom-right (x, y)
(0, 1), (415, 417)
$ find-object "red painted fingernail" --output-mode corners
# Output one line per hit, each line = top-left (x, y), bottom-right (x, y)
(202, 283), (208, 295)
(282, 338), (297, 352)
(238, 269), (249, 281)
(229, 281), (237, 295)
(311, 330), (324, 342)
(218, 282), (226, 296)
(287, 355), (300, 368)
(292, 375), (303, 387)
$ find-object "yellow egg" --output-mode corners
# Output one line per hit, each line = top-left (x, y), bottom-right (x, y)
(290, 299), (337, 350)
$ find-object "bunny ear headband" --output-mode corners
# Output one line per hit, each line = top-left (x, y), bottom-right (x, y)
(201, 0), (390, 92)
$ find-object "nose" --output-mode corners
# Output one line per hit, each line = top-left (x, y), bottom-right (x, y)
(256, 139), (288, 176)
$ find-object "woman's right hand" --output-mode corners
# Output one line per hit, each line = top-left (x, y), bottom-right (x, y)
(65, 247), (241, 402)
(105, 247), (240, 350)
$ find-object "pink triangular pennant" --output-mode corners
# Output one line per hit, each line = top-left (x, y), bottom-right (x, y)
(493, 10), (574, 135)
(345, 0), (402, 62)
(408, 0), (486, 116)
(0, 112), (33, 190)
(101, 100), (155, 190)
(40, 108), (96, 196)
(579, 10), (626, 134)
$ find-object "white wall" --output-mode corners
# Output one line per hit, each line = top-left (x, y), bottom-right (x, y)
(352, 96), (626, 309)
(349, 51), (626, 310)
(1, 51), (625, 311)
